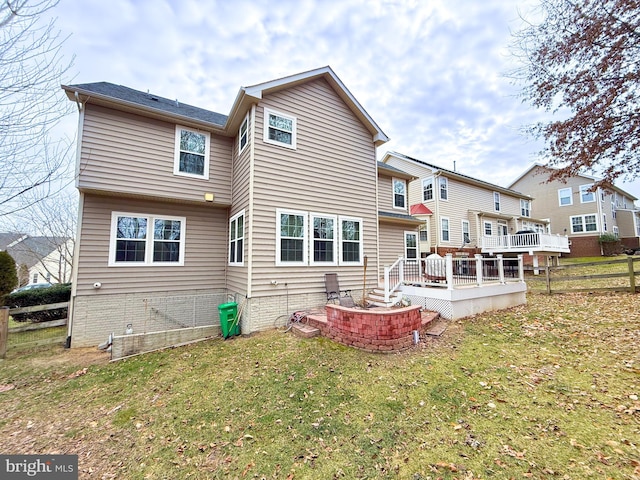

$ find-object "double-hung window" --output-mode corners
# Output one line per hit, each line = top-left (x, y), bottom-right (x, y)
(441, 217), (450, 242)
(311, 214), (337, 265)
(439, 177), (448, 200)
(264, 108), (296, 149)
(276, 209), (307, 265)
(580, 184), (595, 203)
(340, 217), (363, 265)
(462, 220), (470, 244)
(571, 214), (598, 233)
(422, 177), (434, 201)
(174, 126), (210, 179)
(520, 199), (531, 217)
(229, 211), (245, 265)
(558, 187), (572, 206)
(405, 232), (418, 260)
(239, 115), (249, 154)
(110, 212), (185, 266)
(393, 178), (407, 209)
(493, 192), (501, 212)
(484, 221), (492, 236)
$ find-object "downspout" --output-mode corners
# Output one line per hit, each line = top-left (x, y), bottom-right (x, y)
(596, 186), (604, 233)
(246, 104), (256, 300)
(433, 171), (441, 255)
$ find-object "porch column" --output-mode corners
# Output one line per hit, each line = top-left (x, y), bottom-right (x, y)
(445, 254), (454, 290)
(497, 254), (505, 284)
(475, 254), (483, 286)
(518, 254), (525, 282)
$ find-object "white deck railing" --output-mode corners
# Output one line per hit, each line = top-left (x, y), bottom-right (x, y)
(481, 232), (570, 253)
(383, 254), (525, 301)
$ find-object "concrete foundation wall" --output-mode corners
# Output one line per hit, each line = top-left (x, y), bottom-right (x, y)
(241, 292), (327, 332)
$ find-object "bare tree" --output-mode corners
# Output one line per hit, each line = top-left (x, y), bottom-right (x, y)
(0, 0), (74, 217)
(512, 0), (640, 187)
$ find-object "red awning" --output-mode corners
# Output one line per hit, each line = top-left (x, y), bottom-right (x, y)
(410, 203), (433, 215)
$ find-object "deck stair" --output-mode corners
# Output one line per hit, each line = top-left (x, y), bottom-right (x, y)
(366, 288), (403, 307)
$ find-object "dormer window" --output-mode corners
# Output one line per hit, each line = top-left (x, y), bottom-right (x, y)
(174, 126), (210, 179)
(264, 108), (296, 149)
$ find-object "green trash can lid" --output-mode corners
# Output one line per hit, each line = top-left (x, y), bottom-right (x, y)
(218, 302), (238, 308)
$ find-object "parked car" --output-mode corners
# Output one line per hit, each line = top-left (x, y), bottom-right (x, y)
(12, 282), (53, 293)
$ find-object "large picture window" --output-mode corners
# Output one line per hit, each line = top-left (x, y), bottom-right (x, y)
(571, 214), (598, 233)
(229, 211), (245, 265)
(311, 214), (337, 265)
(264, 108), (296, 149)
(109, 212), (185, 266)
(174, 126), (210, 179)
(277, 209), (307, 265)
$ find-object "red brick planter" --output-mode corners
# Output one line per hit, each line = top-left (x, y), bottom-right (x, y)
(321, 304), (423, 353)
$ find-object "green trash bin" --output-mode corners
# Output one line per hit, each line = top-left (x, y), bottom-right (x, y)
(218, 302), (240, 338)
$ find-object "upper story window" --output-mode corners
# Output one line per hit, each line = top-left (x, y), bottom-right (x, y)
(264, 108), (296, 149)
(393, 178), (407, 209)
(558, 187), (572, 206)
(580, 184), (595, 203)
(603, 214), (608, 232)
(422, 177), (433, 201)
(493, 192), (501, 212)
(441, 217), (450, 242)
(571, 214), (597, 233)
(109, 212), (185, 266)
(462, 220), (470, 244)
(229, 210), (245, 266)
(484, 221), (492, 236)
(439, 177), (448, 200)
(239, 115), (249, 154)
(174, 126), (210, 179)
(520, 199), (531, 217)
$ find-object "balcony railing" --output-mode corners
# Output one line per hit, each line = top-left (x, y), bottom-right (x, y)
(481, 232), (570, 254)
(383, 254), (524, 302)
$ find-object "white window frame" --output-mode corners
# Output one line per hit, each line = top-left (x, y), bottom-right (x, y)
(109, 212), (186, 267)
(441, 217), (450, 242)
(310, 213), (337, 266)
(339, 216), (364, 266)
(239, 114), (249, 155)
(276, 209), (307, 266)
(263, 108), (297, 149)
(229, 210), (245, 266)
(493, 192), (501, 212)
(461, 220), (470, 244)
(173, 126), (210, 179)
(520, 199), (531, 217)
(393, 178), (407, 210)
(580, 184), (595, 203)
(570, 214), (598, 234)
(484, 221), (493, 236)
(422, 177), (434, 201)
(602, 214), (607, 232)
(419, 224), (429, 243)
(558, 187), (572, 206)
(613, 226), (619, 237)
(405, 231), (418, 261)
(439, 176), (448, 200)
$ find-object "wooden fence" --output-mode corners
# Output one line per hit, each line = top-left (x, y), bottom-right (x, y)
(0, 302), (69, 358)
(526, 257), (639, 294)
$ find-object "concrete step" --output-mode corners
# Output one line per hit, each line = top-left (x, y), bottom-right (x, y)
(291, 323), (320, 338)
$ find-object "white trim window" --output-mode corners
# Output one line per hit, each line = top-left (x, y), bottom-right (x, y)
(439, 177), (448, 200)
(174, 126), (210, 179)
(602, 214), (607, 232)
(520, 199), (531, 217)
(419, 225), (429, 242)
(405, 231), (418, 260)
(393, 178), (407, 209)
(571, 214), (598, 233)
(340, 217), (363, 265)
(422, 177), (434, 201)
(484, 221), (492, 236)
(461, 220), (470, 244)
(613, 226), (619, 237)
(239, 114), (249, 154)
(109, 212), (185, 266)
(441, 217), (450, 242)
(310, 213), (337, 265)
(229, 210), (245, 266)
(276, 209), (307, 265)
(493, 192), (501, 212)
(612, 204), (617, 219)
(580, 184), (595, 203)
(558, 187), (572, 206)
(264, 108), (296, 149)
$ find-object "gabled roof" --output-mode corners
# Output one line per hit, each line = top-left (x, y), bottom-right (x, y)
(508, 162), (638, 201)
(383, 151), (533, 200)
(63, 66), (389, 145)
(410, 203), (433, 215)
(377, 161), (416, 180)
(1, 234), (70, 268)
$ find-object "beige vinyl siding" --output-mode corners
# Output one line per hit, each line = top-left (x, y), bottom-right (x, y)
(378, 174), (397, 212)
(378, 223), (406, 274)
(79, 104), (233, 205)
(385, 158), (436, 207)
(249, 78), (379, 297)
(74, 194), (228, 296)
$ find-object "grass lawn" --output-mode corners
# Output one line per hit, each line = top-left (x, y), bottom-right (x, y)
(0, 292), (638, 479)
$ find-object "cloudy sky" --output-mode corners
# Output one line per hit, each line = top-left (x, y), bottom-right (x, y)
(47, 0), (640, 199)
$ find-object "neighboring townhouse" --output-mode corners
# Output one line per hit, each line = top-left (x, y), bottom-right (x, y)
(509, 163), (640, 256)
(0, 233), (73, 286)
(382, 152), (568, 260)
(62, 66), (418, 348)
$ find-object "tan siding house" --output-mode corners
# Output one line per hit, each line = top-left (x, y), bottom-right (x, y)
(509, 163), (640, 256)
(62, 67), (412, 347)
